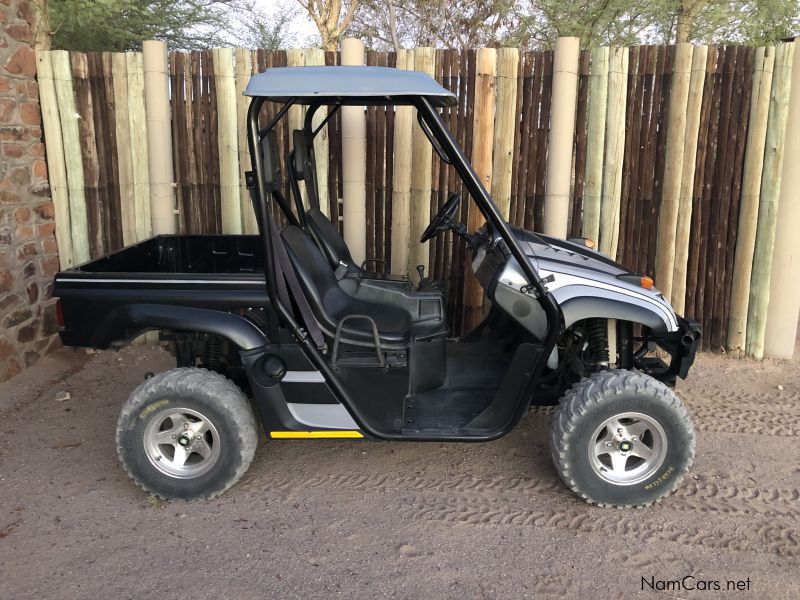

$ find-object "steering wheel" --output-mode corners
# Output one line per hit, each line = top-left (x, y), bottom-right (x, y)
(420, 192), (461, 242)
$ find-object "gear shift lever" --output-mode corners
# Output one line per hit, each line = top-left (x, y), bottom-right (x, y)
(416, 265), (425, 282)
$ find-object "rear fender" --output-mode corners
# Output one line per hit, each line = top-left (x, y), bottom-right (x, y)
(68, 303), (267, 350)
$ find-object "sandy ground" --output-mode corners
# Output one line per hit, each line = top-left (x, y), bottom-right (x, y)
(1, 344), (799, 599)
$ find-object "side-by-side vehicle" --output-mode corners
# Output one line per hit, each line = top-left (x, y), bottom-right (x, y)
(54, 66), (700, 507)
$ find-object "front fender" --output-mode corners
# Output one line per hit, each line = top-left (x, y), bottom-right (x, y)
(545, 277), (679, 333)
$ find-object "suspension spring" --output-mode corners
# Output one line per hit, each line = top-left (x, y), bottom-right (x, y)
(204, 336), (223, 371)
(586, 318), (609, 366)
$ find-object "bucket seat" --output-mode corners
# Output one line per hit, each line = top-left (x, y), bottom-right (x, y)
(281, 225), (448, 349)
(290, 129), (442, 292)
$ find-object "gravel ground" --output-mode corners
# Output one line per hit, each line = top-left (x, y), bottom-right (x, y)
(1, 344), (799, 599)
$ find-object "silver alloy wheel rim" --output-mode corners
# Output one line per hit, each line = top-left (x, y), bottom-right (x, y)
(588, 411), (667, 486)
(142, 406), (221, 479)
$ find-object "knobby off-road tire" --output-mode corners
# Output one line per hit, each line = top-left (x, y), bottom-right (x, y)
(116, 368), (257, 500)
(550, 369), (695, 507)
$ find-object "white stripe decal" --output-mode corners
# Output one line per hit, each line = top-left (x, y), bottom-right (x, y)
(539, 269), (679, 330)
(286, 403), (358, 430)
(282, 370), (326, 383)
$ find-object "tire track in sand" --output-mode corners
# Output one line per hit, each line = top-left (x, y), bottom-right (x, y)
(400, 493), (800, 559)
(250, 471), (800, 519)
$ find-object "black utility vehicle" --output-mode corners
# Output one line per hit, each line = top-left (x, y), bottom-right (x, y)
(54, 66), (700, 507)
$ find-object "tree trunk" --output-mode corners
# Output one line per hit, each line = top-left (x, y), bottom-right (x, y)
(675, 12), (691, 43)
(32, 0), (51, 50)
(388, 1), (401, 52)
(323, 37), (337, 51)
(675, 0), (705, 44)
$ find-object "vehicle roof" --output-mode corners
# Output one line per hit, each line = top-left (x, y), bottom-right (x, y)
(244, 65), (458, 107)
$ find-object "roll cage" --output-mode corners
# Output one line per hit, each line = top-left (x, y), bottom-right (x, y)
(245, 89), (560, 441)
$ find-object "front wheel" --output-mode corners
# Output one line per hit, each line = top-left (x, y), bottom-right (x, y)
(116, 368), (258, 500)
(550, 369), (695, 507)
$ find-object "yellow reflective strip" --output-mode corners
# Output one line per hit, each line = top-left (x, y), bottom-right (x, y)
(270, 430), (363, 439)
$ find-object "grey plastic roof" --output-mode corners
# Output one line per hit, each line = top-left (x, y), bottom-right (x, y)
(244, 65), (458, 107)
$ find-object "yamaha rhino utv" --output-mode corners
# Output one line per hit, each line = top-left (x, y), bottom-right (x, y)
(53, 66), (700, 507)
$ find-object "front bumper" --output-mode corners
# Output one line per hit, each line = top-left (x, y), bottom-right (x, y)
(636, 318), (701, 386)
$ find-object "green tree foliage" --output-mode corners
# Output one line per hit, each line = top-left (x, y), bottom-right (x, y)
(347, 0), (798, 50)
(48, 0), (235, 51)
(350, 0), (515, 49)
(236, 3), (303, 50)
(510, 0), (665, 47)
(662, 0), (799, 44)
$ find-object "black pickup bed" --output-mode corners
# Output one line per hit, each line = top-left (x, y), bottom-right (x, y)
(54, 235), (269, 349)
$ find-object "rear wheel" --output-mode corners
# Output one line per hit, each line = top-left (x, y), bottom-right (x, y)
(550, 369), (695, 507)
(116, 368), (257, 500)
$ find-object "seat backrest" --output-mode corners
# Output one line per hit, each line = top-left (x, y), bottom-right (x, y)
(292, 129), (359, 272)
(305, 207), (358, 271)
(280, 225), (348, 330)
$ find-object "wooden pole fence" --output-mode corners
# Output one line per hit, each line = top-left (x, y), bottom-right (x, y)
(747, 43), (795, 359)
(33, 42), (800, 354)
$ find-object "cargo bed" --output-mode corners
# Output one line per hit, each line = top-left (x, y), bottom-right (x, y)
(54, 235), (270, 349)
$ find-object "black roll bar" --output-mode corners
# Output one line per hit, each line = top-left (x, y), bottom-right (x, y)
(413, 97), (560, 339)
(412, 97), (562, 429)
(304, 101), (341, 136)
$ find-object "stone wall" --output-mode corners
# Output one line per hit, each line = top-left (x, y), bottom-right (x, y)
(0, 0), (60, 381)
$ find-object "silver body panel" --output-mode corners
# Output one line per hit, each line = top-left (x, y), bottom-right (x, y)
(287, 402), (359, 430)
(484, 233), (679, 336)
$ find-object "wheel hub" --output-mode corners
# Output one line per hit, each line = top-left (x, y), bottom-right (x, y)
(588, 412), (668, 486)
(142, 406), (221, 479)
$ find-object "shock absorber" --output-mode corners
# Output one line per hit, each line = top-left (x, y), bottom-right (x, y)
(203, 335), (223, 371)
(586, 318), (609, 367)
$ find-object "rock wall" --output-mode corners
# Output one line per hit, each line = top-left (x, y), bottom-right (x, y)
(0, 0), (60, 381)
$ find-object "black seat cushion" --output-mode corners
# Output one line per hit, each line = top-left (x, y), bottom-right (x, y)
(281, 225), (415, 347)
(305, 207), (361, 274)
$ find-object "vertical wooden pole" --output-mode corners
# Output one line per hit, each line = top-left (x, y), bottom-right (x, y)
(286, 49), (307, 208)
(582, 46), (609, 243)
(235, 49), (257, 234)
(747, 43), (795, 359)
(408, 47), (436, 279)
(391, 49), (414, 275)
(341, 39), (367, 264)
(111, 53), (136, 246)
(727, 47), (775, 353)
(70, 53), (103, 258)
(655, 43), (693, 300)
(143, 40), (176, 236)
(599, 47), (629, 258)
(36, 50), (73, 268)
(491, 48), (519, 220)
(126, 52), (151, 242)
(544, 38), (580, 238)
(672, 45), (708, 315)
(765, 40), (800, 358)
(305, 48), (330, 217)
(51, 50), (90, 264)
(462, 48), (496, 332)
(213, 47), (242, 234)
